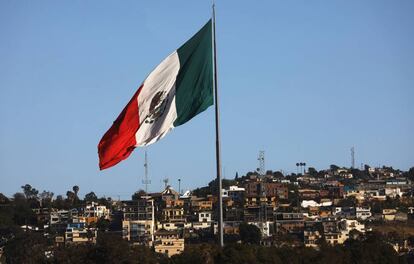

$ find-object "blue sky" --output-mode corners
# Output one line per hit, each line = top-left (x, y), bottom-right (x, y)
(1, 1), (413, 199)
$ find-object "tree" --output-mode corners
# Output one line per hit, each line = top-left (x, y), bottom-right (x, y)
(132, 190), (147, 200)
(239, 222), (261, 245)
(208, 178), (236, 193)
(85, 192), (98, 203)
(0, 193), (9, 204)
(4, 231), (49, 263)
(52, 232), (162, 263)
(39, 190), (54, 207)
(273, 171), (284, 178)
(192, 186), (211, 198)
(66, 191), (76, 206)
(172, 244), (219, 264)
(21, 184), (39, 200)
(10, 193), (37, 226)
(13, 192), (26, 203)
(98, 197), (111, 208)
(404, 167), (414, 181)
(53, 195), (65, 209)
(308, 167), (318, 177)
(215, 244), (258, 264)
(337, 196), (357, 207)
(330, 164), (340, 171)
(95, 217), (110, 231)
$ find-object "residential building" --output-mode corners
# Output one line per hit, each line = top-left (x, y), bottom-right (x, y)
(123, 220), (155, 245)
(154, 230), (184, 257)
(84, 202), (111, 219)
(356, 207), (372, 220)
(65, 222), (97, 244)
(122, 197), (155, 245)
(383, 209), (397, 221)
(275, 213), (304, 234)
(304, 230), (321, 248)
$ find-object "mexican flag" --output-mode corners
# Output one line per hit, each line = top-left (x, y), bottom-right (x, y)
(98, 20), (213, 170)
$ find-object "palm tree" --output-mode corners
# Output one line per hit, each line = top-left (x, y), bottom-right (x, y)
(73, 185), (80, 200)
(299, 163), (305, 174)
(296, 163), (300, 174)
(303, 163), (307, 174)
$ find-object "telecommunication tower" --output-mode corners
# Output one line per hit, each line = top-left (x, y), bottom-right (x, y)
(257, 151), (267, 224)
(142, 149), (151, 193)
(351, 147), (355, 169)
(258, 151), (265, 177)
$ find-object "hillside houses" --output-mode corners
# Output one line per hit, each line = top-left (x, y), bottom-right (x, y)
(2, 165), (414, 258)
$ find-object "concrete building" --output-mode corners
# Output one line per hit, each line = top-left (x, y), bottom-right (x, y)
(122, 197), (155, 246)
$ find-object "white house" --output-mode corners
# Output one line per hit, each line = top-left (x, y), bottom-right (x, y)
(356, 207), (372, 220)
(84, 202), (111, 219)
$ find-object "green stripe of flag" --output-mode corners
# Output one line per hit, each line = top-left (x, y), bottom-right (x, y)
(174, 19), (213, 127)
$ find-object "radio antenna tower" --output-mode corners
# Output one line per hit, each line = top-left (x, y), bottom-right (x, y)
(258, 151), (265, 177)
(351, 147), (355, 169)
(163, 178), (169, 189)
(142, 149), (151, 193)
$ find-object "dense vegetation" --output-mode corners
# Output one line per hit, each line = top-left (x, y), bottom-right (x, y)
(2, 230), (412, 264)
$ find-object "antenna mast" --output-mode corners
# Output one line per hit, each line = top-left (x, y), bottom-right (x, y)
(258, 150), (265, 177)
(142, 149), (151, 193)
(351, 147), (355, 169)
(163, 178), (169, 189)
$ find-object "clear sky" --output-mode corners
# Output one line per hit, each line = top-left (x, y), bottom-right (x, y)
(1, 1), (413, 199)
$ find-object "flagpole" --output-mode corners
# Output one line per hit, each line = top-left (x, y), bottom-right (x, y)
(212, 2), (224, 247)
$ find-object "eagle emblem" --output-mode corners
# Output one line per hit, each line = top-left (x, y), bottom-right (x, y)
(145, 91), (169, 124)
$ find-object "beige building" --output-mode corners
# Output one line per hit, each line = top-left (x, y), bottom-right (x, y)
(304, 230), (321, 248)
(122, 197), (155, 246)
(154, 230), (184, 257)
(191, 197), (213, 211)
(383, 209), (397, 221)
(162, 207), (185, 222)
(123, 220), (155, 246)
(65, 222), (97, 244)
(324, 219), (365, 245)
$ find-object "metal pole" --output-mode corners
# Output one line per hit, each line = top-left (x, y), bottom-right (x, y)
(212, 3), (224, 247)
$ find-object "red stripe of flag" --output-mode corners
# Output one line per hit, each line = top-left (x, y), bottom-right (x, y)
(98, 85), (143, 170)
